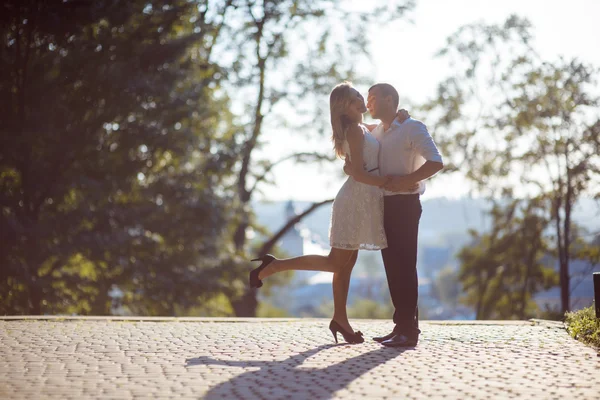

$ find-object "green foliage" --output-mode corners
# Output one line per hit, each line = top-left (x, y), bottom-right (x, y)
(347, 298), (394, 320)
(565, 305), (600, 349)
(178, 294), (236, 318)
(426, 15), (600, 314)
(0, 0), (416, 317)
(0, 0), (234, 315)
(427, 15), (600, 200)
(457, 199), (558, 319)
(256, 301), (291, 318)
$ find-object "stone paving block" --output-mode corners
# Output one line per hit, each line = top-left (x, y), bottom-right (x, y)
(0, 319), (599, 399)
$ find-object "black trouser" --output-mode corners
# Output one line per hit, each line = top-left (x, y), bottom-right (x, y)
(381, 194), (422, 337)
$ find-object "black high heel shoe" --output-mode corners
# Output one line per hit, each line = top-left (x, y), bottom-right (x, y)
(249, 254), (275, 288)
(329, 320), (364, 344)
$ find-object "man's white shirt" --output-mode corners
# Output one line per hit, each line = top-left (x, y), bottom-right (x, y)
(371, 118), (443, 196)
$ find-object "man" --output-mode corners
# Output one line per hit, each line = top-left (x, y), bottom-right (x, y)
(346, 83), (443, 347)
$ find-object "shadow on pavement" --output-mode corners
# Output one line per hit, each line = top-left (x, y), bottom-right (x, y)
(186, 343), (412, 399)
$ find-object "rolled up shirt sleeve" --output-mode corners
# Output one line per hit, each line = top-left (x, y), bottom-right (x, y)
(410, 121), (443, 163)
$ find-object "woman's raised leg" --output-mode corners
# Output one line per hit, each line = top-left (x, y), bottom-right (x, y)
(258, 253), (344, 280)
(254, 248), (361, 339)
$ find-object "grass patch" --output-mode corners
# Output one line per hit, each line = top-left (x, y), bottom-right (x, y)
(565, 305), (600, 349)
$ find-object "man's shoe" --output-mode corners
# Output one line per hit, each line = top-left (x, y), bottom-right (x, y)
(381, 333), (418, 347)
(373, 331), (396, 343)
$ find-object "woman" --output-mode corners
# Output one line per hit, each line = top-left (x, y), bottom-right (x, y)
(249, 82), (410, 344)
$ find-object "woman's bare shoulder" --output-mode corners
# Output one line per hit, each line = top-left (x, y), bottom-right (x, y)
(345, 123), (364, 140)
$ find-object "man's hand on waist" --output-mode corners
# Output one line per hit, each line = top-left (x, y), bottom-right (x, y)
(384, 175), (419, 193)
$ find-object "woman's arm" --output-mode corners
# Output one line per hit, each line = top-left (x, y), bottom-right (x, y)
(396, 109), (411, 123)
(346, 124), (388, 187)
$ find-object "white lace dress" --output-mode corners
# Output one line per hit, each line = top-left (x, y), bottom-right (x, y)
(329, 126), (387, 250)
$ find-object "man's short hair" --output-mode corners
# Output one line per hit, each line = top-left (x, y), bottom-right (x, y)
(369, 83), (399, 109)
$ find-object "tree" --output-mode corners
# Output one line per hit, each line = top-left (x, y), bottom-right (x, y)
(424, 15), (600, 313)
(457, 199), (558, 319)
(0, 0), (234, 314)
(209, 0), (416, 317)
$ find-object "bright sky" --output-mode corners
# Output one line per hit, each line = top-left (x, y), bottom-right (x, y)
(258, 0), (600, 202)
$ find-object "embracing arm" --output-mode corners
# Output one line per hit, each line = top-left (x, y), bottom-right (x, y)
(390, 161), (443, 185)
(346, 125), (388, 187)
(343, 160), (352, 176)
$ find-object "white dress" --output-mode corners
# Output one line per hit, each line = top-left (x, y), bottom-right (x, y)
(329, 125), (387, 250)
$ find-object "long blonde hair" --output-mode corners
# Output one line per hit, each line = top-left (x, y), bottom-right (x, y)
(330, 82), (354, 159)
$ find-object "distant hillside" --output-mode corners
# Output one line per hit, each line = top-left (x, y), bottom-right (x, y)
(254, 197), (599, 247)
(253, 196), (599, 318)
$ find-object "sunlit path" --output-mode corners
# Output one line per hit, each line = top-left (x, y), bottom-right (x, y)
(0, 318), (598, 399)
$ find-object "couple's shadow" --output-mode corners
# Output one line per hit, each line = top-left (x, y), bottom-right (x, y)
(186, 342), (412, 399)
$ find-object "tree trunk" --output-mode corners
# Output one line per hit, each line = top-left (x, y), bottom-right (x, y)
(475, 274), (484, 319)
(28, 279), (42, 315)
(553, 190), (569, 314)
(561, 163), (574, 313)
(90, 284), (112, 315)
(519, 240), (537, 320)
(231, 200), (333, 317)
(229, 17), (268, 318)
(230, 289), (258, 318)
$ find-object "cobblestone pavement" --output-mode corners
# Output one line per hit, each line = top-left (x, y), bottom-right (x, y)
(0, 318), (598, 399)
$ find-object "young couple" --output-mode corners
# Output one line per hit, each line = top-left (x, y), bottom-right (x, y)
(249, 82), (444, 347)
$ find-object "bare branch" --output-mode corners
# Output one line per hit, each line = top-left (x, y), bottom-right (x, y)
(257, 198), (333, 256)
(249, 151), (334, 194)
(205, 0), (235, 63)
